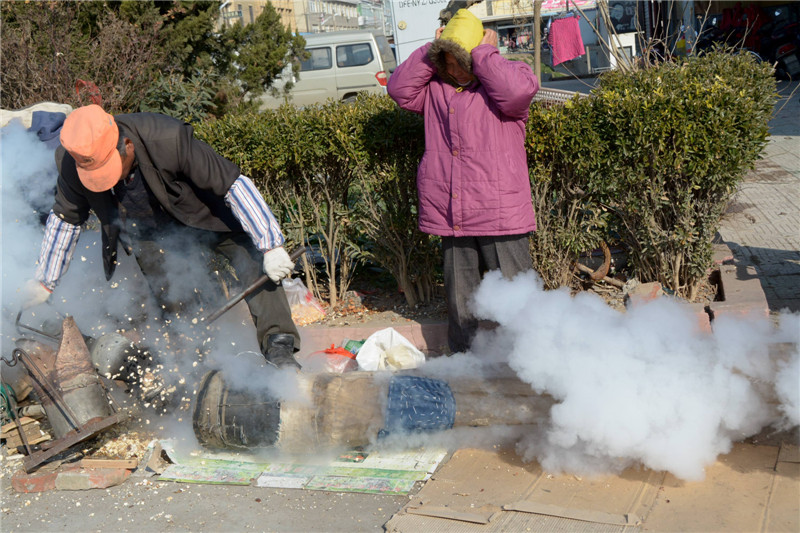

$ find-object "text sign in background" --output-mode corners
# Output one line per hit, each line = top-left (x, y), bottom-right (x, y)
(389, 0), (449, 64)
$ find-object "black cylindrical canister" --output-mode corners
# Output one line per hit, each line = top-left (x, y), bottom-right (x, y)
(192, 370), (282, 449)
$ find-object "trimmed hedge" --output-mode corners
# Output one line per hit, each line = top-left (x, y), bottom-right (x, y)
(196, 50), (776, 305)
(592, 51), (775, 298)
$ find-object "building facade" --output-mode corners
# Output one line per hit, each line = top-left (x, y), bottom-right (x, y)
(219, 0), (296, 31)
(219, 1), (392, 35)
(357, 0), (387, 32)
(293, 0), (360, 33)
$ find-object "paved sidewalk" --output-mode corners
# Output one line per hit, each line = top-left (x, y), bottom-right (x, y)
(717, 80), (800, 313)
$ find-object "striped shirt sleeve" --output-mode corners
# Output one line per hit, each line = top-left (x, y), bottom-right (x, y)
(225, 175), (285, 253)
(35, 211), (81, 291)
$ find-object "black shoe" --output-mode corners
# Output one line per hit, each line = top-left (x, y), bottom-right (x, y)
(264, 333), (299, 368)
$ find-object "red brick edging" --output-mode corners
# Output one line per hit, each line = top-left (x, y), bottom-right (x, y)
(12, 464), (131, 493)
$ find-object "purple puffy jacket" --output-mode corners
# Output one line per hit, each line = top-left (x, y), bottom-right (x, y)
(387, 41), (539, 237)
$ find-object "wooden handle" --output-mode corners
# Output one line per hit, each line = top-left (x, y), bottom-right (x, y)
(204, 246), (307, 325)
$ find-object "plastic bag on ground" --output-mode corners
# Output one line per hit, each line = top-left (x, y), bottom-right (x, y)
(283, 277), (325, 326)
(297, 344), (358, 373)
(356, 327), (426, 371)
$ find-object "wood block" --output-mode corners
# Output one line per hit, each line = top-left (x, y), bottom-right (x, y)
(1, 416), (37, 435)
(78, 458), (139, 470)
(2, 417), (50, 449)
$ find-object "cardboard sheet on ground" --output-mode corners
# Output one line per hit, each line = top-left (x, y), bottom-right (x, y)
(385, 443), (800, 532)
(386, 447), (662, 533)
(156, 440), (447, 495)
(644, 442), (799, 532)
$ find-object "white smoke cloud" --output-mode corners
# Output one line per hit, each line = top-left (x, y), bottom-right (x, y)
(772, 316), (800, 427)
(5, 118), (797, 478)
(0, 119), (301, 427)
(1, 121), (159, 342)
(776, 355), (800, 427)
(1, 122), (60, 324)
(469, 270), (799, 481)
(205, 346), (310, 403)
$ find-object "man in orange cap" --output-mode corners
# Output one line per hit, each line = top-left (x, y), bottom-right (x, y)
(21, 105), (300, 367)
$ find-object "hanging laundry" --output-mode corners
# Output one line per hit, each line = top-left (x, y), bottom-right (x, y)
(548, 15), (585, 66)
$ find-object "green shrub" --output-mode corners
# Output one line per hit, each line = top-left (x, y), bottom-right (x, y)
(278, 99), (367, 308)
(527, 95), (613, 288)
(525, 49), (775, 297)
(588, 50), (775, 298)
(196, 100), (367, 307)
(197, 49), (775, 306)
(353, 94), (439, 306)
(196, 95), (438, 307)
(139, 70), (216, 123)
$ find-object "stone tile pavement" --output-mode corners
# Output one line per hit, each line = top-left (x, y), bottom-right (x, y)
(717, 80), (800, 313)
(764, 80), (800, 178)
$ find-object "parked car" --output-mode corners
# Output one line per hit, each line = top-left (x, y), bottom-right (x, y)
(261, 30), (396, 108)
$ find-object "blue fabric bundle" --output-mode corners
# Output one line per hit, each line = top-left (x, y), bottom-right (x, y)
(381, 375), (456, 437)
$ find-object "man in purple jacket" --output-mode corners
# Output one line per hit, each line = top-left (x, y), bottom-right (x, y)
(387, 9), (539, 353)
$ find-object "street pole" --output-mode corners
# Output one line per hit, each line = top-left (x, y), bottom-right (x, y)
(534, 0), (542, 81)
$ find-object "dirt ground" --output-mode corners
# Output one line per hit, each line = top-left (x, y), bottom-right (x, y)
(307, 269), (717, 328)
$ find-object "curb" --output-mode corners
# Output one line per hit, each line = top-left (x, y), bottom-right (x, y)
(709, 243), (770, 321)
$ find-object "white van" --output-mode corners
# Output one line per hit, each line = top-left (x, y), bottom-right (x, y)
(261, 30), (396, 108)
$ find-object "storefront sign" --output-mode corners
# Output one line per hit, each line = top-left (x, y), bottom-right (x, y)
(389, 0), (450, 64)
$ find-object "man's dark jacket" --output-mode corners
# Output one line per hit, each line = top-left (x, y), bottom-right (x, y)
(53, 113), (242, 281)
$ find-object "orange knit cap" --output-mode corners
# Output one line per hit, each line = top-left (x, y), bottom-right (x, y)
(60, 104), (121, 192)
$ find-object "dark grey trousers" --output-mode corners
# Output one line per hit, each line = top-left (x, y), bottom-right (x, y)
(132, 228), (299, 354)
(442, 234), (532, 353)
